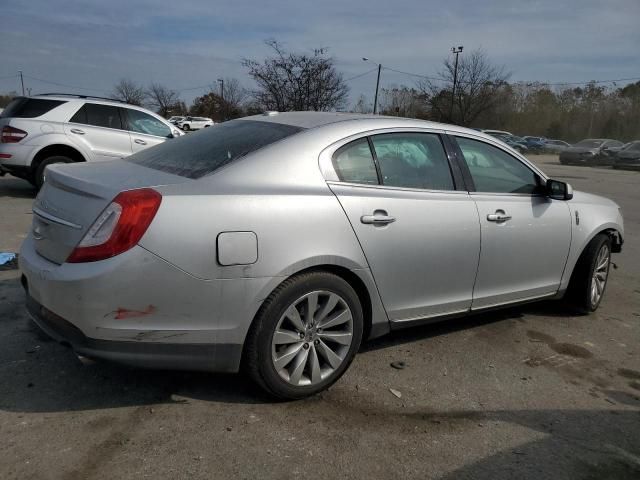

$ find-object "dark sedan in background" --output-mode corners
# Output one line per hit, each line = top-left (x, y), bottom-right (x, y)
(613, 141), (640, 170)
(559, 139), (624, 166)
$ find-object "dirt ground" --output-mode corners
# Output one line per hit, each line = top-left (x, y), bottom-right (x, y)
(1, 155), (639, 479)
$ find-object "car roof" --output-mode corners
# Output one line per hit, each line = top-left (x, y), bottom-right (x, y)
(239, 111), (485, 138)
(30, 94), (127, 107)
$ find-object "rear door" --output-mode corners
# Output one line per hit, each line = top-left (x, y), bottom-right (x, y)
(65, 103), (132, 161)
(450, 134), (572, 309)
(327, 131), (480, 323)
(122, 108), (172, 153)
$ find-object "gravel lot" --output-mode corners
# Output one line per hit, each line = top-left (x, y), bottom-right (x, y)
(1, 155), (639, 479)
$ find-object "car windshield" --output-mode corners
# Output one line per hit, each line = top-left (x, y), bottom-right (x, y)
(574, 139), (603, 148)
(623, 141), (640, 152)
(126, 119), (304, 179)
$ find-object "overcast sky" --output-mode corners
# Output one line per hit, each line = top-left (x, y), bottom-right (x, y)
(2, 0), (639, 107)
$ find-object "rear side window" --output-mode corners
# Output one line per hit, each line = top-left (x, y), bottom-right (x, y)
(0, 97), (66, 118)
(126, 120), (304, 179)
(371, 133), (454, 190)
(332, 139), (379, 185)
(70, 103), (123, 130)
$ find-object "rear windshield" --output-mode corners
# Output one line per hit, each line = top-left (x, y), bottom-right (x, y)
(0, 97), (66, 118)
(574, 139), (603, 148)
(126, 119), (304, 179)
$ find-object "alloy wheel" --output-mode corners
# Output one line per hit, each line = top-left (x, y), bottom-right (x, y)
(590, 244), (610, 307)
(270, 290), (354, 387)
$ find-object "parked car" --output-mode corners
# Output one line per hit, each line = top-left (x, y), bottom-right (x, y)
(177, 116), (214, 131)
(167, 116), (185, 125)
(613, 140), (640, 169)
(492, 134), (529, 153)
(481, 129), (513, 137)
(522, 136), (546, 152)
(0, 94), (184, 187)
(544, 139), (571, 153)
(559, 138), (624, 166)
(21, 112), (623, 399)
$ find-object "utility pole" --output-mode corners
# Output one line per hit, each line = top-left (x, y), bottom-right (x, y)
(217, 78), (224, 121)
(19, 71), (25, 96)
(362, 58), (382, 114)
(449, 46), (463, 123)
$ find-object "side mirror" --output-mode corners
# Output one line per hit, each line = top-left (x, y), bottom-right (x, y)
(547, 179), (573, 200)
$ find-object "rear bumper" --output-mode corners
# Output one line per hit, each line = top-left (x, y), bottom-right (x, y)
(25, 294), (242, 372)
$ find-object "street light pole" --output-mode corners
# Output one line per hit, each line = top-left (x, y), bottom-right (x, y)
(217, 78), (224, 121)
(19, 71), (25, 96)
(363, 58), (382, 114)
(450, 46), (463, 122)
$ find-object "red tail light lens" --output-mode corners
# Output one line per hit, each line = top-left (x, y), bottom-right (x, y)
(1, 126), (28, 143)
(67, 188), (162, 263)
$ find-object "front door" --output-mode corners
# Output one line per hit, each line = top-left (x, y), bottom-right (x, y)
(328, 132), (481, 322)
(451, 135), (572, 309)
(122, 108), (171, 154)
(66, 103), (132, 161)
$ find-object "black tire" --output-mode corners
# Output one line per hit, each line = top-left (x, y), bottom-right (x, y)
(34, 155), (73, 189)
(243, 272), (364, 400)
(182, 124), (191, 131)
(565, 233), (612, 314)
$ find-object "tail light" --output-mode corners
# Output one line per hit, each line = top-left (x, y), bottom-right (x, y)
(1, 126), (28, 143)
(67, 188), (162, 263)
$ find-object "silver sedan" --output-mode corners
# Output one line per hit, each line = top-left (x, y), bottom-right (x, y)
(20, 112), (624, 399)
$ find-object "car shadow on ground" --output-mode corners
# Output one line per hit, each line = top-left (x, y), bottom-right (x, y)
(0, 177), (37, 199)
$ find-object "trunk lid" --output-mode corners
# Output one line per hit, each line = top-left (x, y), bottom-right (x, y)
(32, 159), (189, 264)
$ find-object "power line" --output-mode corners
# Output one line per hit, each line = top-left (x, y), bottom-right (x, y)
(0, 74), (18, 80)
(22, 74), (109, 93)
(344, 67), (379, 82)
(381, 66), (640, 87)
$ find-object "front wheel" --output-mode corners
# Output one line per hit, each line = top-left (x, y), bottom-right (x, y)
(565, 234), (612, 313)
(182, 124), (190, 131)
(244, 272), (364, 399)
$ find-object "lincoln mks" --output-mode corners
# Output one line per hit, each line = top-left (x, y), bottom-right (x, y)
(20, 112), (623, 399)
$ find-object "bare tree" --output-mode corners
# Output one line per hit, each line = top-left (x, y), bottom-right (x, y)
(215, 78), (248, 120)
(112, 78), (145, 105)
(417, 49), (510, 126)
(379, 86), (427, 118)
(352, 94), (371, 113)
(242, 40), (349, 111)
(145, 83), (180, 118)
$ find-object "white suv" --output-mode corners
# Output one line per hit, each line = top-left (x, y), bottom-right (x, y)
(177, 116), (214, 131)
(0, 94), (183, 188)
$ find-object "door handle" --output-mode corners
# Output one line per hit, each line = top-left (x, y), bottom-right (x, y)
(70, 128), (85, 135)
(134, 139), (147, 145)
(487, 210), (512, 222)
(361, 211), (396, 225)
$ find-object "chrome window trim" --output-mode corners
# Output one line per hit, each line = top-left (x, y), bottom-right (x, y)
(326, 180), (470, 196)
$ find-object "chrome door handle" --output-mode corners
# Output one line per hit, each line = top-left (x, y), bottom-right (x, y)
(70, 128), (85, 135)
(487, 211), (512, 222)
(361, 212), (396, 225)
(134, 139), (147, 145)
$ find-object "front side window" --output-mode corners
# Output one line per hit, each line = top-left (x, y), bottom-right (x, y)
(125, 109), (171, 137)
(455, 136), (542, 194)
(70, 103), (123, 130)
(371, 133), (454, 190)
(332, 139), (378, 185)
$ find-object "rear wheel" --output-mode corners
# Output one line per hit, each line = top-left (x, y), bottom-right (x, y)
(565, 234), (612, 313)
(182, 124), (191, 131)
(34, 155), (73, 189)
(244, 272), (363, 399)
